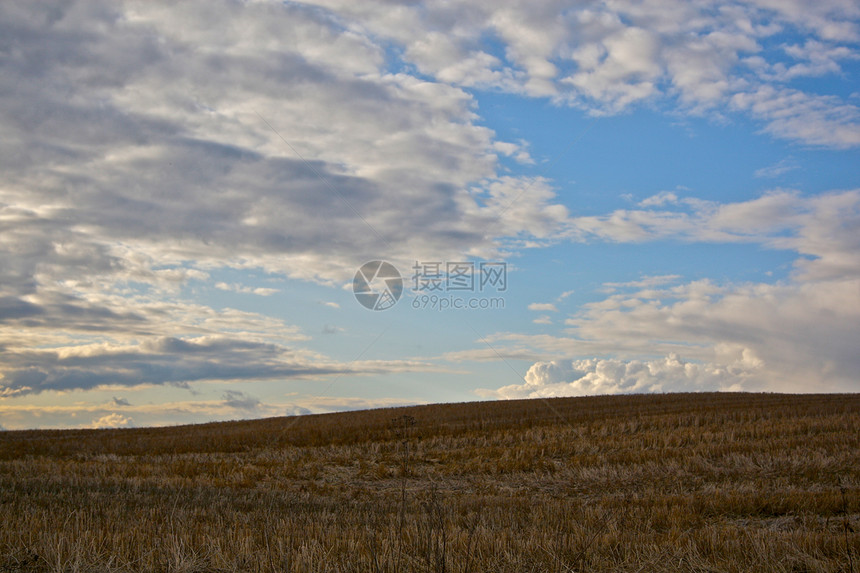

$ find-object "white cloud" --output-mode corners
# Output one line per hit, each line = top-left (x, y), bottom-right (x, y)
(731, 86), (860, 148)
(304, 0), (860, 147)
(566, 189), (860, 280)
(528, 303), (558, 312)
(493, 140), (535, 165)
(90, 413), (134, 429)
(557, 290), (575, 301)
(771, 40), (857, 80)
(215, 283), (280, 296)
(745, 0), (860, 42)
(664, 30), (756, 109)
(602, 274), (682, 292)
(787, 191), (860, 281)
(533, 316), (553, 325)
(479, 273), (860, 396)
(442, 346), (545, 364)
(475, 176), (571, 242)
(478, 352), (759, 399)
(754, 158), (799, 178)
(473, 187), (860, 397)
(564, 25), (663, 112)
(638, 192), (679, 207)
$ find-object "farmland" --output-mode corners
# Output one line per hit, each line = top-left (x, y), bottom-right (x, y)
(1, 392), (858, 572)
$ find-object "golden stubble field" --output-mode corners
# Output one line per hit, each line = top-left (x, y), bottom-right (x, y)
(1, 392), (858, 572)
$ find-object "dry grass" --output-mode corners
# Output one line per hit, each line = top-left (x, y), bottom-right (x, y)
(1, 392), (858, 572)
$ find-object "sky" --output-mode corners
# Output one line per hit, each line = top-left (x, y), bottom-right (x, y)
(1, 0), (859, 430)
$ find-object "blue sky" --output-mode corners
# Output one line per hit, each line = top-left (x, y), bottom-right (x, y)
(1, 0), (859, 429)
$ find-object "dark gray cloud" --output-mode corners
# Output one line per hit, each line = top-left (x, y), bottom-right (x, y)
(1, 336), (346, 396)
(221, 390), (261, 412)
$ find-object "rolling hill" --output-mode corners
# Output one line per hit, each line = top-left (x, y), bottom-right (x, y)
(1, 392), (858, 572)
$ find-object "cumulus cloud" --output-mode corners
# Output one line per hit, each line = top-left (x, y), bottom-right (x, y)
(566, 24), (663, 112)
(473, 187), (860, 398)
(478, 271), (860, 396)
(578, 278), (858, 389)
(90, 413), (134, 429)
(305, 0), (860, 146)
(478, 353), (760, 399)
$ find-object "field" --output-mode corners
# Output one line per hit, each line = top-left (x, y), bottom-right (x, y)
(1, 392), (858, 572)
